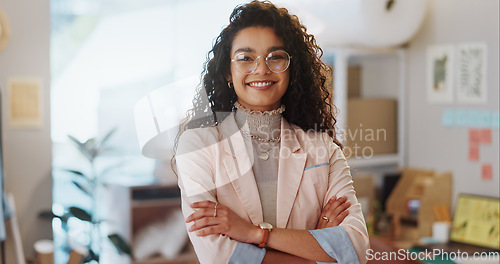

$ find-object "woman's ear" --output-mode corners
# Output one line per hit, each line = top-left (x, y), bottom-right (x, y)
(226, 74), (233, 89)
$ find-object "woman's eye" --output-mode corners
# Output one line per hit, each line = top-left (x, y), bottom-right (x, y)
(236, 54), (254, 62)
(269, 55), (284, 60)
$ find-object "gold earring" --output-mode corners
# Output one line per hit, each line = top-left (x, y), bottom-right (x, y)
(228, 82), (233, 88)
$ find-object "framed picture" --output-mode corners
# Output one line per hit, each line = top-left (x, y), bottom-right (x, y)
(8, 78), (43, 128)
(457, 43), (487, 104)
(427, 44), (455, 104)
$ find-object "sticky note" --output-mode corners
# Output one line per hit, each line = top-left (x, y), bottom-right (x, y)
(442, 109), (454, 126)
(455, 110), (468, 127)
(479, 129), (492, 144)
(478, 111), (491, 127)
(467, 110), (481, 127)
(469, 129), (480, 143)
(481, 164), (493, 180)
(468, 144), (479, 161)
(491, 111), (499, 129)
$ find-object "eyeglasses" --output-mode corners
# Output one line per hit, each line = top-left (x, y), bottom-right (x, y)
(231, 50), (291, 74)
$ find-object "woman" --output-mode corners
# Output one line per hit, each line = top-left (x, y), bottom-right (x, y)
(175, 1), (369, 263)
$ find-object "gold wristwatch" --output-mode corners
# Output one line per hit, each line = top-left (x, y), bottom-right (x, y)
(257, 222), (273, 248)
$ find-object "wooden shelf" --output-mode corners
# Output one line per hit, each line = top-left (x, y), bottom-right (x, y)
(131, 198), (181, 208)
(327, 47), (407, 168)
(348, 153), (399, 168)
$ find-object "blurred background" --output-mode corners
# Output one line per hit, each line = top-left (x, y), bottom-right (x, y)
(0, 0), (498, 263)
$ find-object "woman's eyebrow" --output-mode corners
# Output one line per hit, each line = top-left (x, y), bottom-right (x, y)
(233, 46), (286, 55)
(267, 46), (285, 52)
(233, 47), (254, 54)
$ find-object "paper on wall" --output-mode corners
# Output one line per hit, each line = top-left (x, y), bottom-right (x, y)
(468, 129), (480, 144)
(481, 164), (493, 181)
(441, 109), (455, 127)
(427, 45), (455, 104)
(468, 144), (479, 162)
(479, 129), (492, 144)
(457, 43), (488, 104)
(8, 78), (43, 128)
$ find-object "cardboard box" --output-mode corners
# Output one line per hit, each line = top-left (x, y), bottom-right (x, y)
(347, 66), (361, 98)
(352, 173), (376, 216)
(332, 66), (361, 98)
(347, 98), (397, 156)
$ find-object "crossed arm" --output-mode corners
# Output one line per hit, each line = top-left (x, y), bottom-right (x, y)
(176, 130), (367, 263)
(185, 196), (351, 262)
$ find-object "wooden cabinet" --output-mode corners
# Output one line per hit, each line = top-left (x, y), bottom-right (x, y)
(386, 168), (452, 238)
(103, 183), (198, 264)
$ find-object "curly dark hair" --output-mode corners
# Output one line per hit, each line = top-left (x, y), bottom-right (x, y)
(176, 0), (342, 149)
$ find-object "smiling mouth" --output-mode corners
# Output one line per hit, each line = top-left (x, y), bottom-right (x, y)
(246, 81), (276, 88)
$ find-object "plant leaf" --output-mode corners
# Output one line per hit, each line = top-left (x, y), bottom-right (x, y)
(69, 207), (92, 222)
(38, 210), (72, 223)
(84, 138), (96, 150)
(386, 0), (395, 11)
(83, 138), (98, 162)
(38, 210), (60, 220)
(92, 219), (105, 224)
(72, 181), (92, 196)
(89, 148), (98, 161)
(67, 134), (84, 147)
(65, 169), (87, 179)
(108, 234), (133, 257)
(100, 128), (117, 148)
(68, 134), (92, 160)
(82, 249), (99, 263)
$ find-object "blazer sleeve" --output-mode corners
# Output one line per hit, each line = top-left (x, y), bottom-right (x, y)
(320, 133), (370, 264)
(177, 129), (265, 264)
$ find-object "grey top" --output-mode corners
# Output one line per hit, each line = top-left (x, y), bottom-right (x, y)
(234, 102), (283, 227)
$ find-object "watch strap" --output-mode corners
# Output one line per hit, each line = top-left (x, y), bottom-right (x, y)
(258, 228), (271, 248)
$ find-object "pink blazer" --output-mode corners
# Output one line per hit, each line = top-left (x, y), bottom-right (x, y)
(176, 113), (369, 263)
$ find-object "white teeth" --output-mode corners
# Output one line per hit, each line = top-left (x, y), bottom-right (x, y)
(248, 81), (273, 87)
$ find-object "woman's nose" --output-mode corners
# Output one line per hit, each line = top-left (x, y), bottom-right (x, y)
(253, 57), (270, 74)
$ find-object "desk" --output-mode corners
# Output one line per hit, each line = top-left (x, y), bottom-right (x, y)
(368, 237), (500, 264)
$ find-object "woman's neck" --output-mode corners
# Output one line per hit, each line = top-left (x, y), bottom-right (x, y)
(234, 101), (283, 139)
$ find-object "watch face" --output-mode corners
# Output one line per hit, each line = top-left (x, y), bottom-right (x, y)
(259, 222), (273, 229)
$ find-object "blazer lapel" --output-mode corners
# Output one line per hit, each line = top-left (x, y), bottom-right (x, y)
(276, 120), (307, 228)
(219, 113), (264, 224)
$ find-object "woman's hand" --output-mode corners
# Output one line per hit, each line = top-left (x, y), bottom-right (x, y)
(316, 196), (350, 229)
(186, 201), (262, 244)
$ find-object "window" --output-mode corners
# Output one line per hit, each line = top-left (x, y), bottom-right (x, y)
(51, 0), (237, 262)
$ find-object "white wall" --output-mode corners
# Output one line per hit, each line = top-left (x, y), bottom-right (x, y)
(407, 0), (499, 201)
(0, 0), (52, 261)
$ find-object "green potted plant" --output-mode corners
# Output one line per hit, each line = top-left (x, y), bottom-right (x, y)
(64, 129), (132, 263)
